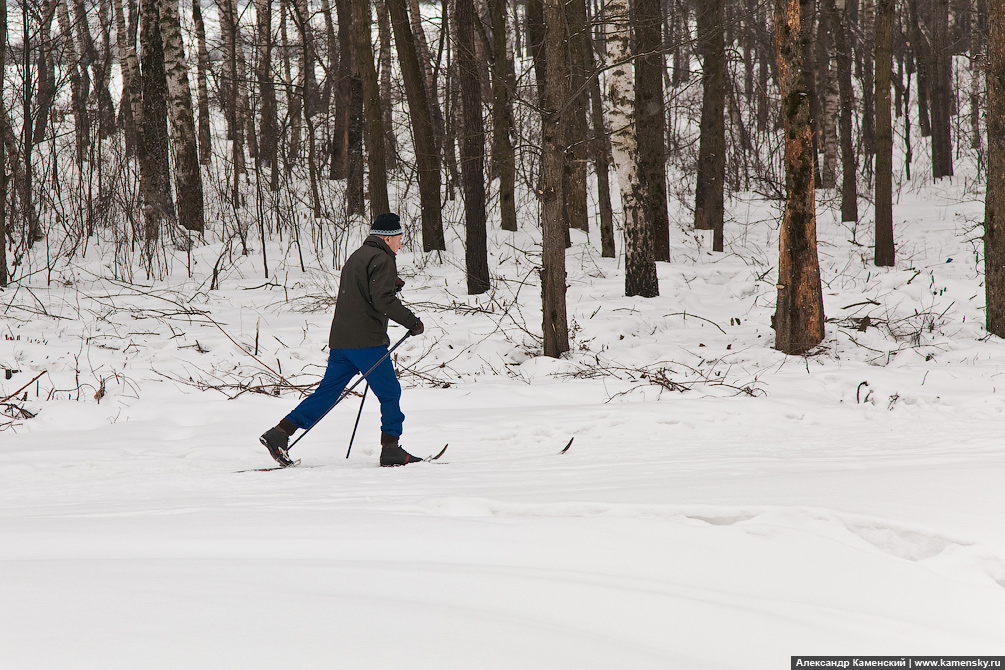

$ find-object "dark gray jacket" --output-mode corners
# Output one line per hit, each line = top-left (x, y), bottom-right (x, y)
(328, 235), (420, 349)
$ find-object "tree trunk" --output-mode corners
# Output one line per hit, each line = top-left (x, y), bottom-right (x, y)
(929, 0), (954, 178)
(816, 0), (840, 188)
(352, 0), (390, 217)
(540, 0), (570, 356)
(292, 0), (320, 119)
(0, 0), (6, 287)
(456, 0), (490, 294)
(833, 0), (858, 222)
(861, 0), (877, 155)
(256, 0), (278, 179)
(334, 0), (365, 213)
(773, 0), (825, 354)
(488, 0), (517, 232)
(192, 0), (211, 164)
(72, 0), (116, 138)
(376, 0), (398, 170)
(874, 0), (895, 265)
(138, 0), (177, 245)
(388, 0), (445, 250)
(158, 0), (204, 232)
(634, 0), (670, 260)
(909, 0), (933, 137)
(586, 0), (616, 258)
(408, 0), (444, 150)
(694, 0), (727, 253)
(985, 0), (1005, 335)
(564, 0), (590, 234)
(606, 0), (658, 298)
(57, 0), (90, 165)
(33, 3), (56, 145)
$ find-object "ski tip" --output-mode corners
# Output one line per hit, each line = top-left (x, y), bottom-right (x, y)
(429, 444), (449, 461)
(559, 437), (575, 454)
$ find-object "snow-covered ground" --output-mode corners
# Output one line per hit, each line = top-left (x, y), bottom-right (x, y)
(2, 175), (1005, 668)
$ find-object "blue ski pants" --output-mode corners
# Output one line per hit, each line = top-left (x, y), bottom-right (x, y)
(285, 346), (404, 437)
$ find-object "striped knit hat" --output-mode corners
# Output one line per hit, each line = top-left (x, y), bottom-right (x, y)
(371, 212), (404, 236)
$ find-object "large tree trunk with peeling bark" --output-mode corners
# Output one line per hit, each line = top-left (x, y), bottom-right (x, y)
(605, 0), (658, 298)
(984, 0), (1005, 336)
(388, 0), (445, 250)
(158, 0), (204, 233)
(539, 0), (570, 356)
(773, 0), (825, 354)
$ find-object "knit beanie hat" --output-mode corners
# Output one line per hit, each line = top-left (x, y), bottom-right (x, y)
(371, 212), (403, 236)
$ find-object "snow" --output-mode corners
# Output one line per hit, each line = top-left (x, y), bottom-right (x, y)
(3, 175), (1005, 668)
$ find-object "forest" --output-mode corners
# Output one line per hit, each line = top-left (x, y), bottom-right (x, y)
(2, 0), (1001, 358)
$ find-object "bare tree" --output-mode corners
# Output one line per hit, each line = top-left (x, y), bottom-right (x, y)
(138, 0), (177, 248)
(634, 0), (670, 261)
(874, 0), (895, 265)
(1, 0), (6, 287)
(456, 0), (490, 293)
(773, 0), (825, 353)
(540, 0), (570, 356)
(694, 0), (727, 252)
(351, 0), (390, 217)
(928, 0), (953, 178)
(388, 0), (446, 250)
(985, 0), (1005, 335)
(192, 0), (211, 164)
(488, 0), (517, 232)
(606, 0), (658, 297)
(57, 0), (89, 165)
(376, 0), (398, 169)
(832, 0), (858, 222)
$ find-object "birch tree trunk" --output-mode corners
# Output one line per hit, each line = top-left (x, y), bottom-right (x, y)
(192, 0), (211, 164)
(57, 0), (90, 164)
(388, 0), (445, 250)
(985, 0), (1005, 335)
(773, 0), (825, 353)
(113, 0), (141, 154)
(540, 0), (570, 356)
(158, 0), (204, 232)
(874, 0), (895, 265)
(456, 0), (490, 294)
(605, 0), (658, 298)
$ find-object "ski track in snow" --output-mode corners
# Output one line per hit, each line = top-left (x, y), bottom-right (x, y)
(4, 180), (1005, 667)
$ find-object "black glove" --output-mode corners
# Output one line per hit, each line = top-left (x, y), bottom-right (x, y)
(409, 319), (425, 336)
(395, 277), (405, 293)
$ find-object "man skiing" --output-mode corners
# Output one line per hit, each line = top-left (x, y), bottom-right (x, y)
(259, 212), (425, 467)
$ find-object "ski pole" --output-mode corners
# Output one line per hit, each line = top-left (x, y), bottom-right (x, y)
(289, 331), (412, 451)
(345, 382), (369, 459)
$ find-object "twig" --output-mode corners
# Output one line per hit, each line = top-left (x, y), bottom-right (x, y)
(0, 371), (47, 405)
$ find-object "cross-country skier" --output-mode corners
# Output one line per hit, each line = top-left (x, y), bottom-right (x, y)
(259, 212), (425, 467)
